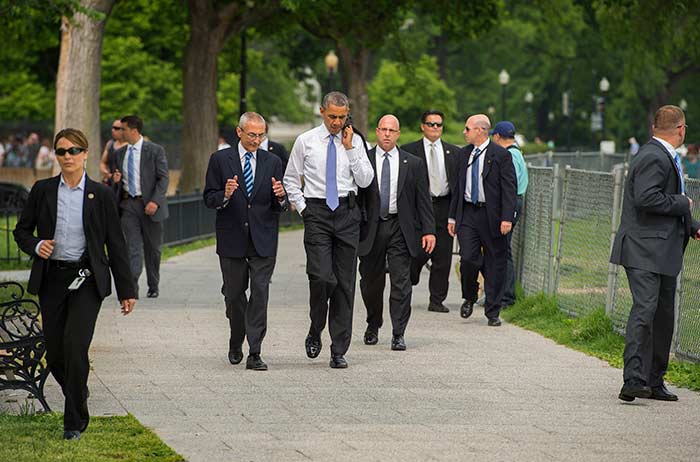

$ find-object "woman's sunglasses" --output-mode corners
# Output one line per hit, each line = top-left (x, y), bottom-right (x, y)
(55, 147), (86, 156)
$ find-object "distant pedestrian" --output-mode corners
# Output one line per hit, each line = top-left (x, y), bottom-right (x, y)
(628, 137), (640, 156)
(100, 119), (128, 184)
(682, 144), (699, 179)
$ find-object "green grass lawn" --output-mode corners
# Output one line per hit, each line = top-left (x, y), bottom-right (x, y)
(0, 413), (184, 462)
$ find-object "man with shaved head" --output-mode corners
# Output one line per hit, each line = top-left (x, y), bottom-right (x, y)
(611, 105), (699, 402)
(447, 114), (516, 327)
(357, 115), (435, 350)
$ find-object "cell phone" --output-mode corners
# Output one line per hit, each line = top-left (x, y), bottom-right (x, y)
(343, 114), (353, 130)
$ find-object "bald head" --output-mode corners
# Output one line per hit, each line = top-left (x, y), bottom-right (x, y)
(653, 105), (686, 148)
(376, 114), (401, 152)
(463, 114), (491, 145)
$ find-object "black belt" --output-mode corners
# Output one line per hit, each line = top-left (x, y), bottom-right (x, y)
(306, 197), (349, 206)
(48, 258), (89, 270)
(122, 192), (143, 200)
(431, 195), (451, 203)
(464, 200), (486, 208)
(380, 213), (398, 221)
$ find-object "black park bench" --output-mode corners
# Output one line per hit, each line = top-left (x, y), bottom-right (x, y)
(0, 281), (51, 411)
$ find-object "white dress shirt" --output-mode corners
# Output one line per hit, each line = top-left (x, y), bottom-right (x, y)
(35, 173), (86, 260)
(653, 136), (685, 196)
(284, 124), (374, 214)
(124, 136), (143, 196)
(423, 137), (450, 197)
(376, 146), (399, 214)
(464, 139), (489, 203)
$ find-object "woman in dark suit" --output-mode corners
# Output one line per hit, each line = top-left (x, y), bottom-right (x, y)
(14, 128), (136, 440)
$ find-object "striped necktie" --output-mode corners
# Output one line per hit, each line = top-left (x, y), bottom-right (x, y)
(243, 151), (254, 198)
(127, 145), (136, 197)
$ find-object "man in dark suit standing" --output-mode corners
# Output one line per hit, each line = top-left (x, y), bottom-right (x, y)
(358, 115), (435, 350)
(402, 110), (460, 313)
(114, 115), (169, 299)
(204, 112), (287, 371)
(447, 114), (516, 327)
(611, 105), (699, 402)
(261, 124), (289, 171)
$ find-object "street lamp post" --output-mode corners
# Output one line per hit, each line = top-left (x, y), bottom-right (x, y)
(499, 69), (510, 120)
(599, 76), (610, 139)
(324, 50), (339, 95)
(239, 29), (247, 117)
(525, 90), (534, 139)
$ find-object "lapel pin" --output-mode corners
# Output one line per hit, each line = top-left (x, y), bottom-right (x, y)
(446, 150), (451, 154)
(403, 159), (408, 163)
(88, 193), (95, 199)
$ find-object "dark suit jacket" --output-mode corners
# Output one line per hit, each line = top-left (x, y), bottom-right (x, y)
(203, 147), (288, 258)
(449, 142), (517, 238)
(358, 147), (435, 258)
(13, 175), (135, 300)
(610, 138), (700, 276)
(401, 138), (460, 195)
(114, 140), (170, 222)
(266, 140), (289, 171)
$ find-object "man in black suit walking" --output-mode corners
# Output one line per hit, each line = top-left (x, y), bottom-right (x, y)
(204, 112), (287, 371)
(448, 114), (516, 327)
(402, 110), (460, 313)
(611, 105), (699, 402)
(358, 115), (435, 350)
(114, 115), (169, 299)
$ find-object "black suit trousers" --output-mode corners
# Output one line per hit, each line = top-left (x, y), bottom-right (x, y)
(120, 197), (162, 296)
(623, 267), (676, 387)
(39, 266), (102, 432)
(303, 200), (361, 356)
(457, 203), (507, 319)
(359, 217), (413, 336)
(219, 236), (275, 355)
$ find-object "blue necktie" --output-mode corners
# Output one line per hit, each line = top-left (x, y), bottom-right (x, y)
(470, 148), (481, 204)
(326, 134), (339, 211)
(380, 152), (391, 219)
(673, 152), (686, 194)
(127, 145), (136, 197)
(243, 151), (254, 198)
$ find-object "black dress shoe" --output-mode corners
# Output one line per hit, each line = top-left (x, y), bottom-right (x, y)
(391, 335), (406, 351)
(63, 430), (81, 440)
(245, 354), (268, 371)
(428, 302), (449, 313)
(147, 289), (159, 298)
(649, 384), (678, 401)
(228, 348), (243, 365)
(329, 354), (348, 368)
(364, 329), (379, 345)
(487, 317), (502, 327)
(305, 335), (322, 359)
(460, 300), (474, 319)
(618, 382), (652, 402)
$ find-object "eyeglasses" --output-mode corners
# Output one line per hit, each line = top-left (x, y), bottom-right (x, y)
(377, 128), (399, 134)
(112, 126), (123, 131)
(55, 147), (86, 156)
(240, 130), (266, 141)
(677, 124), (688, 129)
(424, 122), (443, 128)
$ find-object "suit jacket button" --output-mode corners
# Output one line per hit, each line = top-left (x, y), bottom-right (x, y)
(244, 222), (248, 226)
(248, 204), (251, 209)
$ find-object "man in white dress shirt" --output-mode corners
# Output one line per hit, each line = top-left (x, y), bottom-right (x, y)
(284, 92), (374, 368)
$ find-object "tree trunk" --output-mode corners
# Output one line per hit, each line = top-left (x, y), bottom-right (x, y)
(54, 0), (115, 178)
(338, 45), (370, 135)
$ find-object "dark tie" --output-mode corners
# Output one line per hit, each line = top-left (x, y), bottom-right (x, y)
(243, 151), (254, 198)
(127, 145), (136, 197)
(470, 148), (481, 204)
(380, 152), (391, 219)
(326, 134), (339, 210)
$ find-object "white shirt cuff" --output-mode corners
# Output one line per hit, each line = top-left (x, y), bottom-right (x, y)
(448, 218), (456, 225)
(34, 240), (43, 256)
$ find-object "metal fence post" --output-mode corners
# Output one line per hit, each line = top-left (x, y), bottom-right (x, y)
(547, 163), (561, 295)
(671, 271), (684, 356)
(605, 165), (625, 316)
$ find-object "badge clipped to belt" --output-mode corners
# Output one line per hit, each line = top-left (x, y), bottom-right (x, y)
(68, 268), (92, 291)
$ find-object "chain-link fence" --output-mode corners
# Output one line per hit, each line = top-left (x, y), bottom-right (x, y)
(513, 160), (700, 362)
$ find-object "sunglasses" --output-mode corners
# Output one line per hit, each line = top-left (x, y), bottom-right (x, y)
(424, 122), (443, 128)
(112, 126), (123, 131)
(55, 147), (86, 156)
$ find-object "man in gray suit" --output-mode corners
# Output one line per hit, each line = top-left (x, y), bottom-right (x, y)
(611, 105), (699, 402)
(115, 115), (169, 298)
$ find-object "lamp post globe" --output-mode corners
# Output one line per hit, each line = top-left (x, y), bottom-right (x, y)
(499, 69), (510, 120)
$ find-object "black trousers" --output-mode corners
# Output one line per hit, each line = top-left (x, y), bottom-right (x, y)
(623, 267), (676, 387)
(503, 195), (524, 305)
(457, 203), (508, 319)
(120, 197), (162, 296)
(39, 266), (102, 432)
(410, 195), (453, 304)
(359, 217), (412, 336)
(303, 200), (361, 356)
(219, 235), (276, 355)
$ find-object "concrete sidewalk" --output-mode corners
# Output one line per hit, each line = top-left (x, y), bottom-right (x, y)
(4, 229), (700, 461)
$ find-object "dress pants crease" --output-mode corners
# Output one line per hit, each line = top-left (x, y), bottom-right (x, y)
(120, 197), (162, 296)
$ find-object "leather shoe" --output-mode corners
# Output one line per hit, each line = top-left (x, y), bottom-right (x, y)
(391, 335), (406, 351)
(305, 335), (322, 359)
(245, 354), (268, 371)
(329, 354), (348, 368)
(63, 430), (81, 440)
(364, 329), (378, 345)
(147, 289), (159, 298)
(649, 384), (678, 401)
(228, 348), (243, 365)
(428, 302), (449, 313)
(460, 300), (474, 319)
(487, 317), (502, 327)
(618, 382), (652, 402)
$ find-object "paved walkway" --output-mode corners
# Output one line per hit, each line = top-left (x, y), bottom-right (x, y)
(3, 229), (700, 461)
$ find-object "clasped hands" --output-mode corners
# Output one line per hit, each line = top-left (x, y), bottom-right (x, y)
(224, 175), (286, 200)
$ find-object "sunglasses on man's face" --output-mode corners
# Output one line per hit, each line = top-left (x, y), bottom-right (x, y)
(424, 122), (443, 128)
(112, 126), (123, 131)
(55, 147), (86, 156)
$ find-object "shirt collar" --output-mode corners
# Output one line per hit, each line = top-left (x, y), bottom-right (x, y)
(320, 123), (340, 141)
(238, 142), (257, 160)
(377, 146), (398, 157)
(653, 136), (677, 157)
(129, 136), (144, 152)
(59, 172), (86, 190)
(474, 139), (490, 153)
(423, 137), (441, 148)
